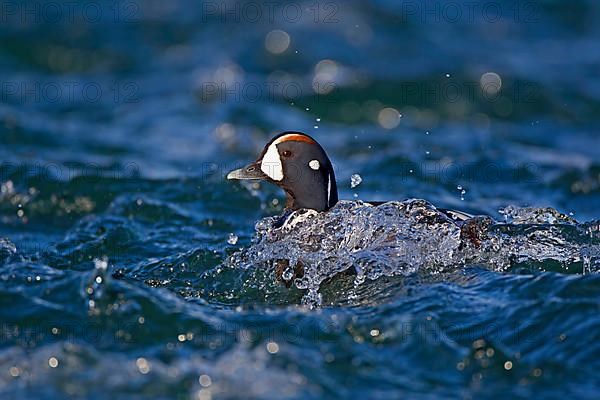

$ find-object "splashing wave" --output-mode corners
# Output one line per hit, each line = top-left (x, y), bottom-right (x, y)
(229, 200), (600, 304)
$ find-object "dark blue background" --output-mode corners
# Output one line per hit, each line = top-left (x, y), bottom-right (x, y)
(0, 1), (599, 399)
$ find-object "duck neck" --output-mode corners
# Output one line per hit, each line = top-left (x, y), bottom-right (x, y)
(285, 169), (338, 212)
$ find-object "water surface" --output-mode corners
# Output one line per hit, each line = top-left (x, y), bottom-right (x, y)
(1, 1), (600, 399)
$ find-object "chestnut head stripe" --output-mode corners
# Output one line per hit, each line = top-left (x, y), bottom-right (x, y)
(273, 134), (317, 145)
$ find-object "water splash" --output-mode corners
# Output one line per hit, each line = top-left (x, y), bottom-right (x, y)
(0, 238), (17, 258)
(499, 205), (578, 225)
(227, 233), (239, 245)
(350, 174), (363, 188)
(228, 200), (600, 305)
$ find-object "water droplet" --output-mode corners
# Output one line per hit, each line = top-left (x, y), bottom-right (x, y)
(350, 174), (363, 188)
(457, 185), (466, 201)
(94, 258), (108, 271)
(227, 233), (238, 245)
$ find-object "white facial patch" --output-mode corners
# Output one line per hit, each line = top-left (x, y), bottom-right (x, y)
(260, 133), (315, 181)
(309, 159), (320, 170)
(260, 142), (284, 181)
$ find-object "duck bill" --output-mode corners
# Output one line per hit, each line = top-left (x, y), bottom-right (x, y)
(226, 162), (267, 180)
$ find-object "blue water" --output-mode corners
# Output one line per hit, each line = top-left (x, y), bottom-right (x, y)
(1, 0), (600, 398)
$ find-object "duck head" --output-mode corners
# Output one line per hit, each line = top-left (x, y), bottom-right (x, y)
(227, 132), (338, 212)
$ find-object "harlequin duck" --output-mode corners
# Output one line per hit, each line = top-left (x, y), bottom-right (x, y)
(227, 131), (471, 220)
(227, 132), (481, 286)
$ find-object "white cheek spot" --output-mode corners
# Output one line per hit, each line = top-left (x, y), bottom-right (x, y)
(309, 160), (320, 170)
(260, 143), (284, 181)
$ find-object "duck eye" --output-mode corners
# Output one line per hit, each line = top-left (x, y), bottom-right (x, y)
(282, 150), (292, 157)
